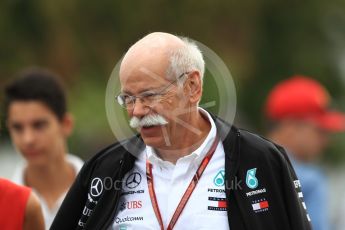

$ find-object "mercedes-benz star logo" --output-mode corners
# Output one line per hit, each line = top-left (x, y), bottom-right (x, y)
(125, 172), (142, 189)
(90, 177), (103, 197)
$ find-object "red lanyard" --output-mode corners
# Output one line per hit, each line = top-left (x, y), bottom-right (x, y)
(146, 136), (220, 230)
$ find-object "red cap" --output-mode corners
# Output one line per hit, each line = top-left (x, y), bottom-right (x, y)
(265, 75), (345, 132)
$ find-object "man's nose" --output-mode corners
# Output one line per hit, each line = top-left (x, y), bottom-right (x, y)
(22, 128), (36, 145)
(131, 98), (150, 118)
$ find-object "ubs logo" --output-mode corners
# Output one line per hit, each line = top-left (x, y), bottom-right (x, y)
(125, 172), (142, 189)
(120, 200), (143, 211)
(90, 177), (103, 197)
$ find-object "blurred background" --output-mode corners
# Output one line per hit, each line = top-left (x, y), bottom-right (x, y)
(1, 0), (345, 227)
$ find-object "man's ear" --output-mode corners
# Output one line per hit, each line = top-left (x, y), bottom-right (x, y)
(185, 71), (202, 104)
(61, 113), (74, 137)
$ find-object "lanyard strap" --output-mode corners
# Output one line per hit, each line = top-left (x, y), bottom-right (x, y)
(146, 136), (220, 230)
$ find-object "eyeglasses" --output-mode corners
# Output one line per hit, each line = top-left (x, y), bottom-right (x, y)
(116, 72), (189, 109)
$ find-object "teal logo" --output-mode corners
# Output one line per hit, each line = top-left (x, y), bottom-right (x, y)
(213, 169), (225, 186)
(246, 168), (258, 189)
(119, 225), (127, 230)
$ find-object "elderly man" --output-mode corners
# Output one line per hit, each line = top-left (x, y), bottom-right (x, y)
(51, 32), (311, 230)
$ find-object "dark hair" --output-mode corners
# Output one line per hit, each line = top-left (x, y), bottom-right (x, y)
(4, 68), (67, 121)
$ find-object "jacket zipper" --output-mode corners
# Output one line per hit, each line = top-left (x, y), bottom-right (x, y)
(101, 158), (126, 229)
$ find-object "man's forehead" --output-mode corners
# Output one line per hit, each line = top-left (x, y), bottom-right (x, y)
(9, 116), (49, 124)
(119, 68), (171, 95)
(119, 52), (170, 87)
(119, 33), (184, 79)
(8, 101), (57, 120)
(120, 48), (168, 74)
(121, 64), (167, 80)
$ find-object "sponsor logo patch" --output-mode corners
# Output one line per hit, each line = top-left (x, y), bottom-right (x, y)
(213, 169), (225, 187)
(208, 188), (226, 193)
(90, 177), (103, 197)
(121, 190), (144, 196)
(125, 172), (142, 189)
(246, 188), (266, 197)
(246, 168), (258, 189)
(294, 180), (301, 189)
(208, 197), (227, 211)
(293, 180), (311, 222)
(120, 200), (143, 211)
(119, 225), (127, 230)
(115, 216), (144, 224)
(252, 198), (269, 213)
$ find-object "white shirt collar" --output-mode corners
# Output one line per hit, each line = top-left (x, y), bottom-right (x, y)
(146, 108), (217, 167)
(11, 154), (84, 229)
(12, 153), (84, 187)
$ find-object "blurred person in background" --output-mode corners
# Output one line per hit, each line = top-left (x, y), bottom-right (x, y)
(3, 68), (84, 229)
(0, 177), (45, 230)
(264, 76), (345, 230)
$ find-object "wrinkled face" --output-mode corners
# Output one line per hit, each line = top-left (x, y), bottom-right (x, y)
(119, 34), (203, 150)
(7, 101), (70, 166)
(120, 66), (190, 149)
(292, 120), (329, 160)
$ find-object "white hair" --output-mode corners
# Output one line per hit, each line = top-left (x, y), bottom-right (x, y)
(166, 37), (205, 86)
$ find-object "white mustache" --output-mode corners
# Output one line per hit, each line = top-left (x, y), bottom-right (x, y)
(129, 114), (168, 129)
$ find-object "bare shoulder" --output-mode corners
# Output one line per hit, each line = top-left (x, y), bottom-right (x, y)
(24, 192), (45, 230)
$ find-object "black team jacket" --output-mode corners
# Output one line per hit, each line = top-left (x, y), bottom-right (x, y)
(51, 115), (312, 230)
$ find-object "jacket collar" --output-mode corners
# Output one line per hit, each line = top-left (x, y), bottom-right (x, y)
(122, 112), (240, 176)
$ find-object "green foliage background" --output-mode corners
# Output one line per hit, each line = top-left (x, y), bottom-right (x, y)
(1, 0), (345, 162)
